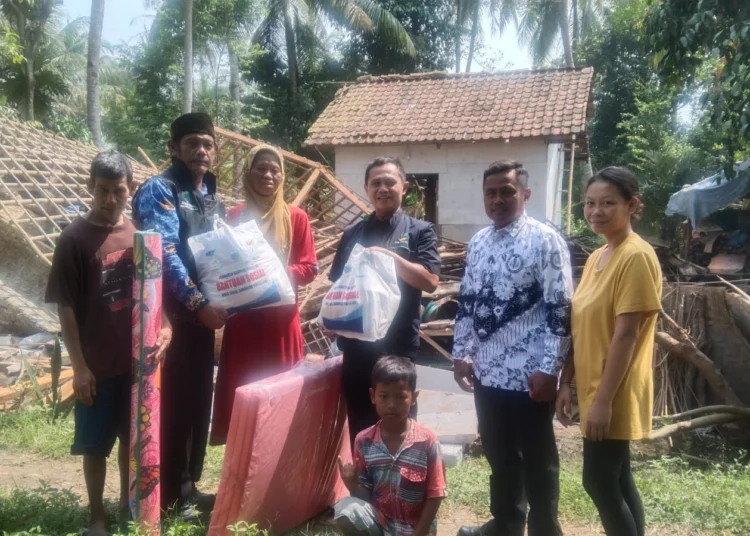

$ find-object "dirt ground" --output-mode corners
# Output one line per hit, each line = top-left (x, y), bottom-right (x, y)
(0, 454), (603, 535)
(1, 441), (684, 536)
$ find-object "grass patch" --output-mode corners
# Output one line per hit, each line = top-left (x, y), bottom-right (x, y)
(201, 444), (225, 490)
(0, 484), (263, 536)
(0, 408), (74, 458)
(3, 409), (750, 535)
(446, 455), (750, 535)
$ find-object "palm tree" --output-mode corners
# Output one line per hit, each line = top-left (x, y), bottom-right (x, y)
(87, 0), (105, 147)
(183, 0), (193, 112)
(228, 42), (240, 131)
(255, 0), (415, 97)
(517, 0), (572, 67)
(457, 0), (517, 72)
(517, 0), (606, 68)
(0, 16), (88, 122)
(1, 0), (57, 121)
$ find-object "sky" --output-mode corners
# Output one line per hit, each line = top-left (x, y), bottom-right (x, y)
(61, 0), (532, 71)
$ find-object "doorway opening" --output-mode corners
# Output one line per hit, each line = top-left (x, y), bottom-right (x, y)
(404, 174), (438, 225)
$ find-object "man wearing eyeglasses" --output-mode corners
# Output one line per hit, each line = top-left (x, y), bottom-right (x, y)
(132, 113), (227, 519)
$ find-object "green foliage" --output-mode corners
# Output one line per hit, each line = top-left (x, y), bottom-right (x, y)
(0, 407), (74, 458)
(0, 22), (23, 64)
(568, 215), (605, 249)
(244, 47), (346, 150)
(447, 454), (750, 533)
(575, 0), (653, 170)
(0, 15), (88, 124)
(0, 485), (222, 536)
(103, 1), (268, 157)
(644, 0), (750, 172)
(341, 0), (457, 75)
(0, 484), (97, 536)
(575, 0), (725, 240)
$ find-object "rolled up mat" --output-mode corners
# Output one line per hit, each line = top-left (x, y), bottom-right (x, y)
(209, 356), (351, 535)
(129, 232), (163, 533)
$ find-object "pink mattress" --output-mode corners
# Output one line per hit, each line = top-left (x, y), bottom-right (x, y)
(208, 356), (351, 534)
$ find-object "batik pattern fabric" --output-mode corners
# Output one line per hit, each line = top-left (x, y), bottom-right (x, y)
(132, 178), (208, 312)
(354, 420), (447, 536)
(452, 214), (573, 391)
(129, 232), (162, 533)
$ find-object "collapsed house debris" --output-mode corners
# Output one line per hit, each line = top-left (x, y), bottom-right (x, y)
(0, 119), (152, 332)
(0, 120), (154, 409)
(666, 158), (750, 278)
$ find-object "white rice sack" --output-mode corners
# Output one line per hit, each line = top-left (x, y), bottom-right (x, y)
(318, 244), (401, 341)
(189, 219), (295, 313)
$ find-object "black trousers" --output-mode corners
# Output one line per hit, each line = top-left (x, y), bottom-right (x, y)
(341, 344), (416, 447)
(160, 321), (215, 509)
(474, 381), (562, 536)
(583, 439), (645, 536)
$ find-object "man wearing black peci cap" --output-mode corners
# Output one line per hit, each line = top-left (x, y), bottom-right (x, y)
(132, 113), (227, 518)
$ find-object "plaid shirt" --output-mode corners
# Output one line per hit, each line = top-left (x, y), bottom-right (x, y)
(354, 419), (447, 536)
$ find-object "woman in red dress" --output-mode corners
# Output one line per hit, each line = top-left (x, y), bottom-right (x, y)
(210, 144), (317, 445)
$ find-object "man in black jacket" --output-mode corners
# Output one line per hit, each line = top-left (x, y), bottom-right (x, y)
(132, 113), (227, 518)
(329, 157), (441, 444)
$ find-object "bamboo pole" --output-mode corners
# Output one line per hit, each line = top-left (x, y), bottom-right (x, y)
(649, 413), (745, 440)
(655, 405), (750, 421)
(566, 138), (576, 235)
(291, 169), (320, 207)
(138, 147), (158, 171)
(716, 275), (750, 304)
(419, 331), (454, 363)
(299, 265), (332, 314)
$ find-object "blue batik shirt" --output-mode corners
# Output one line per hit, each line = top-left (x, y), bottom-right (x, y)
(132, 161), (224, 314)
(452, 213), (573, 391)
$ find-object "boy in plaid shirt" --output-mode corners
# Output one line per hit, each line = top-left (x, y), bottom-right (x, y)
(336, 356), (447, 536)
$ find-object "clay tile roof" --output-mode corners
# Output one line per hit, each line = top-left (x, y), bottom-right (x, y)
(305, 67), (593, 147)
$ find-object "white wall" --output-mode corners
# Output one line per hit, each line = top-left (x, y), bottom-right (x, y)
(334, 140), (558, 242)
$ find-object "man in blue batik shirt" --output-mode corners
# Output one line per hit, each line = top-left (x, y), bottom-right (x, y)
(453, 161), (573, 536)
(132, 113), (227, 519)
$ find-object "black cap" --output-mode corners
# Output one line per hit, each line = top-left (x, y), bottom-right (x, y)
(170, 112), (216, 142)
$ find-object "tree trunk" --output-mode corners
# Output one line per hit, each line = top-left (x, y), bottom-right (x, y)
(183, 0), (194, 113)
(571, 0), (579, 52)
(654, 331), (744, 407)
(87, 0), (105, 148)
(465, 1), (480, 73)
(649, 413), (746, 440)
(283, 6), (298, 97)
(558, 0), (574, 68)
(24, 53), (35, 122)
(454, 0), (463, 73)
(228, 43), (241, 132)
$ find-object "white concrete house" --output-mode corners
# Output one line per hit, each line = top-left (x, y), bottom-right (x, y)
(305, 68), (594, 242)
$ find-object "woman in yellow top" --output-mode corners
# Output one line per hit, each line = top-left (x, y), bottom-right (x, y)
(556, 167), (662, 536)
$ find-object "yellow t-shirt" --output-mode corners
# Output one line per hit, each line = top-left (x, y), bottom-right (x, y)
(571, 233), (662, 440)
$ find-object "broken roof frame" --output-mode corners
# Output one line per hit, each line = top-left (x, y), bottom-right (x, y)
(0, 119), (152, 265)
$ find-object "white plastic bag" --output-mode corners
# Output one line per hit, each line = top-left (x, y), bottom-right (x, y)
(188, 219), (295, 313)
(318, 244), (401, 341)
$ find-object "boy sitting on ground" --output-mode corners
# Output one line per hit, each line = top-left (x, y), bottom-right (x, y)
(46, 151), (171, 535)
(335, 356), (447, 536)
